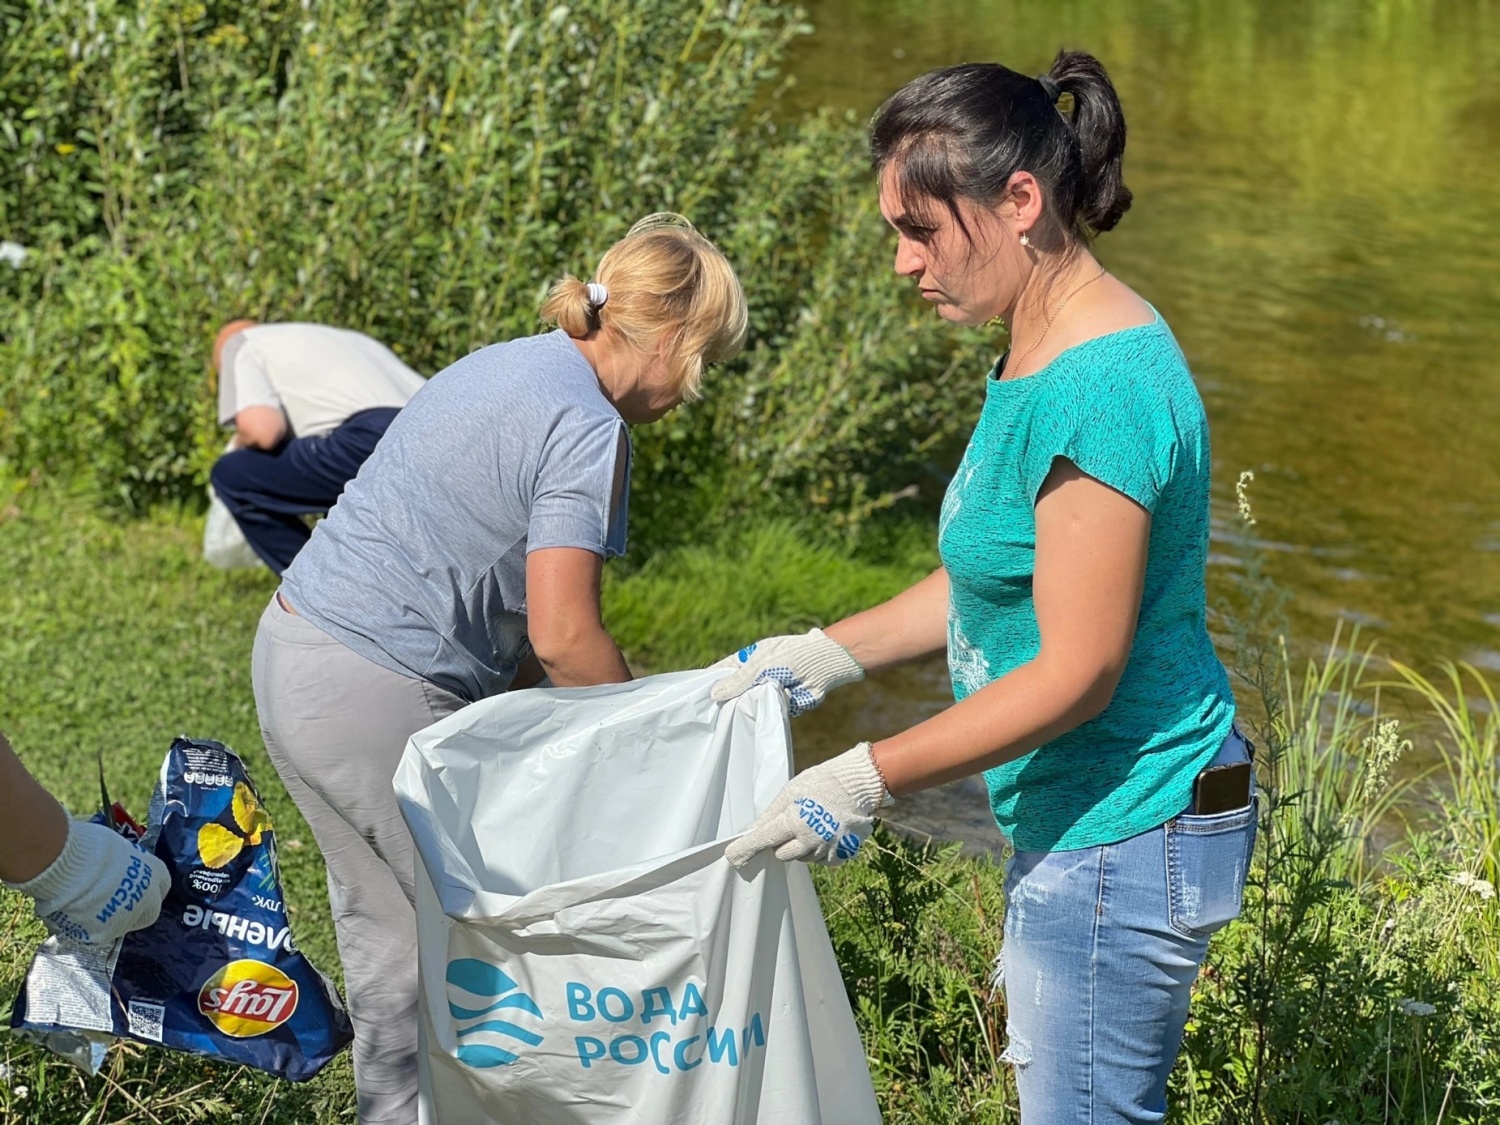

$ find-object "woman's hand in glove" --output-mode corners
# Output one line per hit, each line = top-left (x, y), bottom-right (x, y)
(710, 628), (863, 717)
(5, 820), (170, 945)
(725, 744), (891, 867)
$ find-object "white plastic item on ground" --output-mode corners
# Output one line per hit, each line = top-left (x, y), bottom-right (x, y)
(202, 484), (263, 570)
(394, 669), (882, 1125)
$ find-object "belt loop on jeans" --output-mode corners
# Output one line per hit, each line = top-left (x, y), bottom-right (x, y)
(1233, 725), (1256, 762)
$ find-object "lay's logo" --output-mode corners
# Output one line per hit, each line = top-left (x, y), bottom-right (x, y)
(198, 960), (299, 1037)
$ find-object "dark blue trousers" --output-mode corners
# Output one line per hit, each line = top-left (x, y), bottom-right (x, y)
(210, 407), (399, 575)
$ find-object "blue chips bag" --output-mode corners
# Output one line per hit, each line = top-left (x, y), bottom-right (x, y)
(11, 737), (353, 1080)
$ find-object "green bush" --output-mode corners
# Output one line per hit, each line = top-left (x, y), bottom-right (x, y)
(0, 0), (985, 530)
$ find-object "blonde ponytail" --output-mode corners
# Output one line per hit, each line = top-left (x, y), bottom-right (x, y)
(540, 214), (747, 398)
(541, 276), (604, 338)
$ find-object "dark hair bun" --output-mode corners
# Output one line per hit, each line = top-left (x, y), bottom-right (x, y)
(870, 49), (1132, 243)
(1046, 50), (1132, 233)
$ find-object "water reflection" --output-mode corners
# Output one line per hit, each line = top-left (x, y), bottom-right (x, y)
(784, 0), (1500, 849)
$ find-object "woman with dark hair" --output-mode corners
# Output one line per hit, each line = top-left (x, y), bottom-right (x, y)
(712, 52), (1251, 1122)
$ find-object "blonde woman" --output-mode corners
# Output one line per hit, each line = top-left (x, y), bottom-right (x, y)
(251, 215), (746, 1124)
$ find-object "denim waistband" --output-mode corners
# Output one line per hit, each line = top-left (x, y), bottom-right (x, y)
(1211, 727), (1253, 768)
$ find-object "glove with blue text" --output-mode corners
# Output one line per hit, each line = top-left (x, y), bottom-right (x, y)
(710, 628), (864, 717)
(4, 819), (169, 945)
(725, 744), (892, 867)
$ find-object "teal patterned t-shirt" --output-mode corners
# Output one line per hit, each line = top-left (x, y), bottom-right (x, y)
(939, 311), (1235, 852)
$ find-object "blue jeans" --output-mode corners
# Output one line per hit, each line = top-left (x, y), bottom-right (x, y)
(211, 407), (399, 574)
(996, 732), (1255, 1124)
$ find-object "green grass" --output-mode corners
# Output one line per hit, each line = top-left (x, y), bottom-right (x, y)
(0, 492), (356, 1122)
(0, 486), (932, 1123)
(2, 486), (1498, 1124)
(603, 517), (937, 670)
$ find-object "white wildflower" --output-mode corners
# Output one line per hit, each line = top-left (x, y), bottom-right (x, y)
(1235, 470), (1257, 527)
(1359, 719), (1409, 803)
(1450, 871), (1496, 900)
(11, 1085), (27, 1100)
(0, 241), (27, 269)
(1397, 998), (1436, 1017)
(0, 1063), (10, 1081)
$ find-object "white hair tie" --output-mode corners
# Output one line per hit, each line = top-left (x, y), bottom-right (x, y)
(586, 281), (609, 309)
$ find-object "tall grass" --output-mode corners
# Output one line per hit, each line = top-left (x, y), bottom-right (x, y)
(807, 627), (1500, 1125)
(810, 635), (1500, 1124)
(1388, 662), (1500, 891)
(810, 481), (1500, 1124)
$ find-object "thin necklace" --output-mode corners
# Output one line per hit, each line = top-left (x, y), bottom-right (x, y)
(1003, 265), (1108, 378)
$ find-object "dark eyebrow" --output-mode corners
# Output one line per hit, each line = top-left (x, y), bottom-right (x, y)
(890, 212), (938, 238)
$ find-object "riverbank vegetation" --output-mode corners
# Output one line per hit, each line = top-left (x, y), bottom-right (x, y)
(819, 640), (1500, 1123)
(0, 0), (985, 541)
(2, 484), (1498, 1123)
(3, 0), (1498, 1121)
(808, 486), (1500, 1122)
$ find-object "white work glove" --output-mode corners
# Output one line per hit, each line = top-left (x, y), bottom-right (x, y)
(710, 628), (863, 717)
(4, 820), (169, 945)
(725, 744), (891, 867)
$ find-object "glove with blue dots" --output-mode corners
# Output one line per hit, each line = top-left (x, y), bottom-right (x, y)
(724, 744), (891, 868)
(4, 819), (169, 945)
(710, 628), (864, 717)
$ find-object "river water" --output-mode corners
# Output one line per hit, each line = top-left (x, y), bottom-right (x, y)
(782, 0), (1500, 852)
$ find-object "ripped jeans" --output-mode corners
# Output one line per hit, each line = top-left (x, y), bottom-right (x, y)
(994, 732), (1256, 1124)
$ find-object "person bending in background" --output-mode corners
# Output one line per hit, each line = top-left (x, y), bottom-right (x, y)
(252, 214), (747, 1125)
(0, 731), (168, 945)
(210, 321), (427, 574)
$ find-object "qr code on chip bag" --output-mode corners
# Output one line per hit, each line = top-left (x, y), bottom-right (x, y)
(127, 1000), (165, 1042)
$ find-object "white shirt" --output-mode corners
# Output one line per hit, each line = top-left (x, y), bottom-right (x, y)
(217, 323), (427, 439)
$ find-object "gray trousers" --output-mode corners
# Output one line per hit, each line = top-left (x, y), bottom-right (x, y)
(251, 596), (464, 1125)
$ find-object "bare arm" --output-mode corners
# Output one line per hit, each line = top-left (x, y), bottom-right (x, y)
(0, 731), (70, 884)
(871, 461), (1150, 795)
(507, 648), (548, 691)
(525, 547), (632, 687)
(824, 566), (950, 673)
(234, 405), (289, 450)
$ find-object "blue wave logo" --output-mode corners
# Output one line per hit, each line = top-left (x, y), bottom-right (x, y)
(446, 958), (545, 1068)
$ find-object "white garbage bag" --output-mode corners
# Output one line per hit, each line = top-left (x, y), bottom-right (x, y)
(202, 485), (264, 570)
(394, 669), (882, 1125)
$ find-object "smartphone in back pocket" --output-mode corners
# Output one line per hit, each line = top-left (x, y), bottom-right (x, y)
(1192, 760), (1253, 815)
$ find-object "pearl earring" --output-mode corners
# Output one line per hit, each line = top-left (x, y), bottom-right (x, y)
(1019, 232), (1031, 248)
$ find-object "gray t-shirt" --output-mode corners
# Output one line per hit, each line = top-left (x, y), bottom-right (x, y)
(280, 331), (630, 702)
